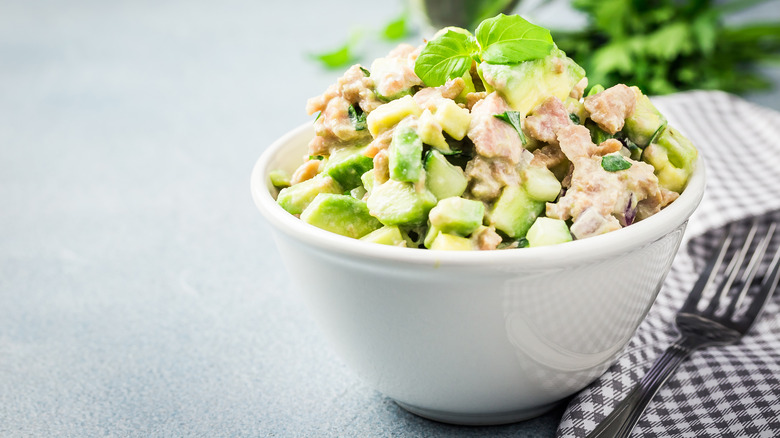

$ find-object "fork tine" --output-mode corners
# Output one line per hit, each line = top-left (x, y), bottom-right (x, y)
(739, 223), (780, 332)
(703, 219), (761, 315)
(723, 222), (776, 317)
(679, 224), (735, 314)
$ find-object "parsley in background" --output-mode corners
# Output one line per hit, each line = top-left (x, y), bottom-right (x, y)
(552, 0), (780, 95)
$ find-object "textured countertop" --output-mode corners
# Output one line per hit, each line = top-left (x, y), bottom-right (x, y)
(1, 1), (778, 436)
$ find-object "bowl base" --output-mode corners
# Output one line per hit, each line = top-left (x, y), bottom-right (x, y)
(394, 399), (562, 426)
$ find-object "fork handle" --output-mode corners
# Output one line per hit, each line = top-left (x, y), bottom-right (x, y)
(586, 337), (697, 438)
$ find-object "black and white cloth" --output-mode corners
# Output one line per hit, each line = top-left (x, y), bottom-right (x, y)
(556, 91), (780, 438)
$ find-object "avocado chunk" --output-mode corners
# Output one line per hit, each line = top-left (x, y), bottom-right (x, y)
(479, 48), (586, 116)
(360, 225), (406, 246)
(642, 126), (697, 193)
(523, 166), (562, 202)
(367, 179), (437, 226)
(428, 197), (485, 236)
(417, 109), (451, 153)
(433, 99), (471, 141)
(624, 87), (667, 148)
(300, 193), (382, 239)
(424, 150), (468, 200)
(389, 119), (424, 183)
(526, 217), (573, 247)
(269, 169), (291, 189)
(429, 232), (474, 251)
(488, 185), (545, 238)
(276, 175), (342, 215)
(324, 146), (374, 190)
(366, 95), (422, 136)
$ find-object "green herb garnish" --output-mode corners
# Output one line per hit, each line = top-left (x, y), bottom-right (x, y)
(569, 113), (581, 124)
(311, 45), (353, 69)
(414, 14), (554, 87)
(310, 30), (363, 69)
(475, 14), (555, 64)
(348, 104), (367, 131)
(382, 14), (409, 41)
(493, 111), (528, 145)
(601, 154), (633, 172)
(359, 66), (370, 76)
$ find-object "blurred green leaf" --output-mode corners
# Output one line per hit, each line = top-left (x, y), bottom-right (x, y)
(382, 14), (409, 41)
(552, 0), (780, 96)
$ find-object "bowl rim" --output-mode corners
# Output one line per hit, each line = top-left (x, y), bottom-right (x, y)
(251, 122), (706, 268)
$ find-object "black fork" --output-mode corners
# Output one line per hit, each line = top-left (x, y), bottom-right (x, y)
(587, 216), (780, 438)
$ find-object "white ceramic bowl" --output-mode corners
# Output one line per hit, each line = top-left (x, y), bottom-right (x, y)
(251, 123), (705, 425)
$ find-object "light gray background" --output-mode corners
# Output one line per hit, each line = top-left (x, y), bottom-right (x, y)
(1, 1), (778, 436)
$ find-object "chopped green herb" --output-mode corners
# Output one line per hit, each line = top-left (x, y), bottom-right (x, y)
(494, 111), (527, 145)
(569, 113), (581, 124)
(602, 154), (633, 172)
(382, 14), (409, 41)
(359, 66), (370, 76)
(311, 45), (353, 69)
(348, 104), (367, 131)
(517, 237), (529, 248)
(314, 111), (321, 123)
(310, 30), (363, 69)
(308, 155), (325, 161)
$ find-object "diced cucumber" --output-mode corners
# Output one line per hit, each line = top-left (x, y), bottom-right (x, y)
(324, 146), (374, 190)
(479, 48), (586, 116)
(428, 197), (485, 236)
(488, 185), (545, 238)
(455, 70), (477, 104)
(360, 225), (406, 246)
(564, 97), (587, 125)
(642, 126), (697, 193)
(586, 84), (605, 97)
(526, 217), (573, 247)
(433, 99), (471, 140)
(429, 233), (474, 251)
(523, 166), (562, 202)
(389, 119), (424, 182)
(269, 169), (291, 188)
(424, 150), (468, 200)
(301, 193), (382, 238)
(624, 87), (667, 147)
(367, 179), (437, 226)
(366, 95), (422, 136)
(423, 225), (441, 249)
(350, 186), (367, 200)
(276, 175), (343, 215)
(361, 169), (376, 195)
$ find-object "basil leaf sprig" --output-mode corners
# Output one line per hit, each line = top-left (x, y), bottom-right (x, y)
(414, 14), (555, 87)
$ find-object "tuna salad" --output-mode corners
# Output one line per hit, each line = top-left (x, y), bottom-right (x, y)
(270, 14), (698, 250)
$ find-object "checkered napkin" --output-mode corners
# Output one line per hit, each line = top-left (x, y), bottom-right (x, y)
(556, 91), (780, 438)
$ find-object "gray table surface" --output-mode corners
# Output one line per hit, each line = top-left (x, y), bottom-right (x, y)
(2, 1), (778, 437)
